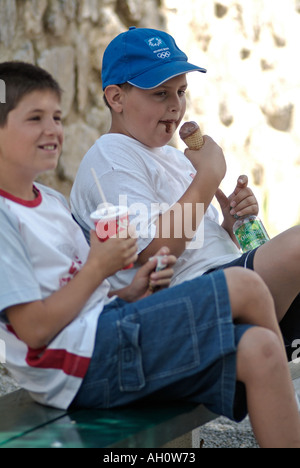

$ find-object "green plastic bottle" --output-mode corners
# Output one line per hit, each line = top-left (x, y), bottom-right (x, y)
(233, 215), (270, 253)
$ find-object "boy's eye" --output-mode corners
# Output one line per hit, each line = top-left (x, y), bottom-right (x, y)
(154, 89), (186, 98)
(28, 115), (61, 122)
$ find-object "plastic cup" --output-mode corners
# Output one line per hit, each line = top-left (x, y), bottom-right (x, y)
(90, 204), (133, 269)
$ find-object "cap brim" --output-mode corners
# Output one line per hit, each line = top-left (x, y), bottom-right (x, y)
(127, 62), (207, 89)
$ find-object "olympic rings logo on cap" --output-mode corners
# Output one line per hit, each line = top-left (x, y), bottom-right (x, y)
(157, 51), (171, 59)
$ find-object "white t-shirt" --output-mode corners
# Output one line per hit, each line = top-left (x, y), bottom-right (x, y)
(0, 184), (110, 409)
(71, 134), (241, 290)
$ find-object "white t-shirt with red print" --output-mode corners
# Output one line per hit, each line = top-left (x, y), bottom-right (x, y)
(71, 134), (241, 290)
(0, 184), (110, 409)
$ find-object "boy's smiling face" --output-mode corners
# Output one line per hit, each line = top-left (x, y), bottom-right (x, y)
(108, 75), (188, 148)
(0, 89), (63, 189)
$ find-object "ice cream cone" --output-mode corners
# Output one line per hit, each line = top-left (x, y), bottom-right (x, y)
(179, 121), (204, 150)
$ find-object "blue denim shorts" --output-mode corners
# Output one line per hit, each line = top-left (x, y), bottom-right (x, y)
(72, 271), (251, 422)
(205, 248), (258, 274)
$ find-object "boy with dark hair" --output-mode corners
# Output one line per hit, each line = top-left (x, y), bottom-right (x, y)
(1, 61), (300, 448)
(0, 61), (62, 126)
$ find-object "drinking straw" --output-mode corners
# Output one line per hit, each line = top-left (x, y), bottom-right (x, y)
(91, 168), (108, 205)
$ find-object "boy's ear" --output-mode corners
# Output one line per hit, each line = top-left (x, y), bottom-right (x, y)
(104, 85), (125, 113)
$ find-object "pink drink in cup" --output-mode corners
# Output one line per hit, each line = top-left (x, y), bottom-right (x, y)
(90, 204), (133, 269)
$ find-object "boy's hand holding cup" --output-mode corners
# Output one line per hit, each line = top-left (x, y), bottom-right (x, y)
(90, 204), (135, 270)
(89, 168), (135, 270)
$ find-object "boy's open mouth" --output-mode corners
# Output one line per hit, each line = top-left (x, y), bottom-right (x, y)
(159, 120), (176, 134)
(38, 144), (58, 151)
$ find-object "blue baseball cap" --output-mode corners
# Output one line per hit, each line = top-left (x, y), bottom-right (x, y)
(102, 27), (207, 90)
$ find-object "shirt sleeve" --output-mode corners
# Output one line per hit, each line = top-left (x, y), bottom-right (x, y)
(0, 206), (42, 317)
(71, 154), (160, 253)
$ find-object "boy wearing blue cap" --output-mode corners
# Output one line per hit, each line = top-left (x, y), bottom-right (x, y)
(71, 27), (300, 361)
(71, 27), (238, 285)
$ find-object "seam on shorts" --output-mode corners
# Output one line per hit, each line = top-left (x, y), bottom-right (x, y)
(243, 250), (252, 268)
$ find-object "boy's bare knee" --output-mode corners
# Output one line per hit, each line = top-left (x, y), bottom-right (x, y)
(285, 226), (300, 262)
(267, 226), (300, 266)
(224, 267), (273, 313)
(237, 327), (285, 383)
(239, 327), (279, 360)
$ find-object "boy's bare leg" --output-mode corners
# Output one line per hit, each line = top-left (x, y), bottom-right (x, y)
(224, 268), (300, 448)
(225, 268), (284, 348)
(237, 327), (300, 448)
(253, 226), (300, 322)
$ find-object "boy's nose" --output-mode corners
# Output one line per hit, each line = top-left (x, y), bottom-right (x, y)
(43, 118), (59, 135)
(168, 95), (181, 113)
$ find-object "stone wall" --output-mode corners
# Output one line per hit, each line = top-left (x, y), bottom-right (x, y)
(0, 0), (165, 195)
(1, 0), (300, 236)
(165, 0), (300, 236)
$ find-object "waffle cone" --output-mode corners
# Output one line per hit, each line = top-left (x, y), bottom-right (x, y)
(182, 128), (204, 150)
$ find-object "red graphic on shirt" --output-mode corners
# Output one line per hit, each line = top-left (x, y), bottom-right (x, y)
(59, 256), (82, 287)
(6, 324), (90, 378)
(26, 346), (90, 378)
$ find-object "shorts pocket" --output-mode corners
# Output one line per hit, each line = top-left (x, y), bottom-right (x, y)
(117, 319), (145, 392)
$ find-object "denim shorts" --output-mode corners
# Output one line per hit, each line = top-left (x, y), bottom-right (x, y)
(205, 248), (258, 274)
(72, 271), (251, 422)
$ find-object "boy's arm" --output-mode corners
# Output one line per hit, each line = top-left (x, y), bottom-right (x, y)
(6, 232), (138, 349)
(138, 136), (226, 263)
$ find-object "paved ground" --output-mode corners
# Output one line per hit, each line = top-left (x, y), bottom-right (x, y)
(197, 378), (300, 448)
(0, 365), (19, 396)
(1, 365), (299, 448)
